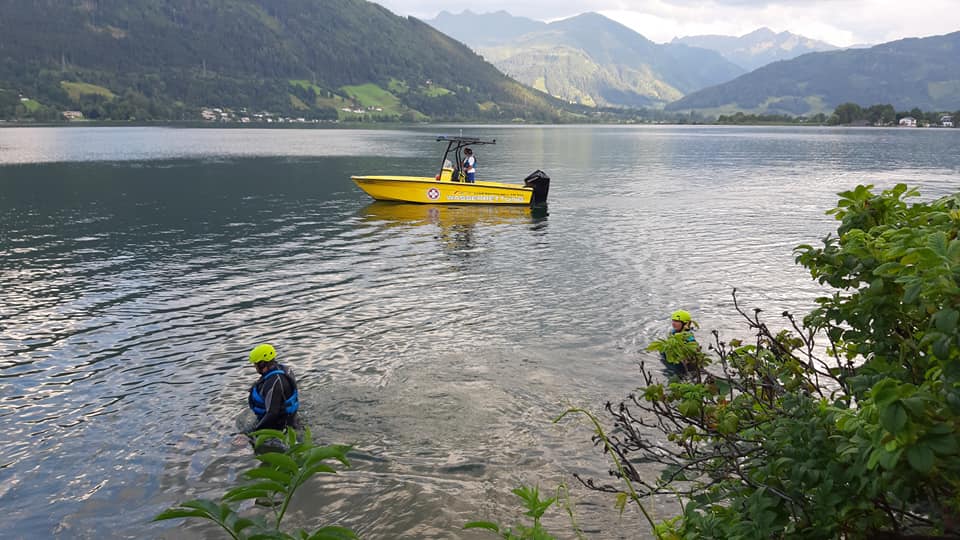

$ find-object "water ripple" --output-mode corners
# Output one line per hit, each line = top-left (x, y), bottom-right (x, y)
(1, 127), (959, 538)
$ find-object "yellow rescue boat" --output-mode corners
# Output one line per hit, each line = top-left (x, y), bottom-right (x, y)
(351, 136), (550, 206)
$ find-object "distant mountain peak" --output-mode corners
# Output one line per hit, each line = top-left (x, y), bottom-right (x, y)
(567, 11), (608, 21)
(673, 27), (838, 71)
(426, 9), (546, 47)
(744, 27), (777, 38)
(431, 9), (743, 109)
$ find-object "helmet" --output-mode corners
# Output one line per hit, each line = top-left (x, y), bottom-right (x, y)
(249, 343), (277, 363)
(671, 310), (692, 323)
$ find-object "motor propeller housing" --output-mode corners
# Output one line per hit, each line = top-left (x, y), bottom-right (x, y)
(523, 170), (550, 206)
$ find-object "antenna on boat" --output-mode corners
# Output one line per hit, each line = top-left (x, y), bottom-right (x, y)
(459, 128), (463, 137)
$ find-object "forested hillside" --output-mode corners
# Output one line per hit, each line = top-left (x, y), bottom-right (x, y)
(0, 0), (580, 121)
(667, 31), (960, 115)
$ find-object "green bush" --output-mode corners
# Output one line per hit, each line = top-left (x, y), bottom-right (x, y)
(564, 184), (960, 538)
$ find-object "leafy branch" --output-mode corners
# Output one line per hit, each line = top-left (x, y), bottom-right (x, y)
(155, 428), (356, 540)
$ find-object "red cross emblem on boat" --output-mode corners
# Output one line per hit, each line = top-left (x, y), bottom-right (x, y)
(427, 188), (440, 200)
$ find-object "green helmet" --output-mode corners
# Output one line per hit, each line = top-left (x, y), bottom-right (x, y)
(249, 343), (277, 364)
(671, 310), (692, 323)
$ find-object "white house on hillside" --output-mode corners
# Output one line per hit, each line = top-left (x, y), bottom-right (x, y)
(941, 115), (954, 128)
(899, 116), (917, 127)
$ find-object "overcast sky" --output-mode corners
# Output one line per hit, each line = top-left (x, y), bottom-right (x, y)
(376, 0), (958, 47)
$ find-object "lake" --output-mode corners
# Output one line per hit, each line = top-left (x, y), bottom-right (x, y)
(1, 125), (958, 539)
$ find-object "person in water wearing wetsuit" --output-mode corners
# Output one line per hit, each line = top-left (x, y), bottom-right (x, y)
(660, 310), (699, 377)
(246, 343), (299, 434)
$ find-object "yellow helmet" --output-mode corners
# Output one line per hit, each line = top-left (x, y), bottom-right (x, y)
(671, 310), (692, 323)
(249, 343), (277, 363)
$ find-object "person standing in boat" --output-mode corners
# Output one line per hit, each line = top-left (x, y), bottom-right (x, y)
(246, 343), (300, 434)
(462, 147), (477, 183)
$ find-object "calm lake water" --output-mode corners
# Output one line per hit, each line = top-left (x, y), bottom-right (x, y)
(1, 125), (958, 539)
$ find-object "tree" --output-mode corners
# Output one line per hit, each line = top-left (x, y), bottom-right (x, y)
(0, 89), (19, 118)
(865, 103), (895, 126)
(833, 102), (864, 124)
(567, 184), (960, 538)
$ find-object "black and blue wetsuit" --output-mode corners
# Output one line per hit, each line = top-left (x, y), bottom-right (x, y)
(247, 364), (299, 433)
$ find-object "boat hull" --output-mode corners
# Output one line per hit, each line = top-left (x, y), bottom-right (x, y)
(351, 175), (533, 205)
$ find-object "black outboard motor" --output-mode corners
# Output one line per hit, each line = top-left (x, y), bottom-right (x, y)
(523, 170), (550, 207)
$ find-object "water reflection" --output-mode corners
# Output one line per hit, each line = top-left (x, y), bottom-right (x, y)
(361, 201), (531, 226)
(360, 202), (547, 253)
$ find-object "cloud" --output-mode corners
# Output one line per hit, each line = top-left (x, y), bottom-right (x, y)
(381, 0), (958, 47)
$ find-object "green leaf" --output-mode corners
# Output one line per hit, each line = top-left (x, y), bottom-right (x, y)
(305, 445), (352, 468)
(249, 479), (289, 493)
(948, 238), (960, 263)
(302, 463), (337, 478)
(615, 492), (628, 516)
(870, 379), (900, 407)
(900, 396), (927, 416)
(301, 427), (314, 448)
(935, 309), (959, 334)
(928, 231), (949, 257)
(718, 413), (739, 434)
(244, 467), (294, 484)
(249, 532), (295, 540)
(179, 499), (223, 516)
(880, 403), (908, 434)
(902, 282), (922, 304)
(464, 521), (500, 532)
(512, 485), (537, 505)
(906, 444), (935, 473)
(307, 525), (360, 539)
(925, 434), (959, 455)
(933, 335), (952, 360)
(877, 447), (903, 470)
(532, 496), (557, 518)
(223, 487), (274, 502)
(153, 507), (209, 521)
(232, 517), (259, 533)
(252, 428), (288, 443)
(257, 453), (299, 474)
(873, 262), (902, 276)
(678, 399), (700, 417)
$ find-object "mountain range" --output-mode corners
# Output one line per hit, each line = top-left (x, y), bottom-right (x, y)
(668, 31), (960, 115)
(672, 27), (839, 71)
(0, 0), (585, 122)
(427, 10), (546, 48)
(2, 1), (958, 122)
(428, 11), (745, 108)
